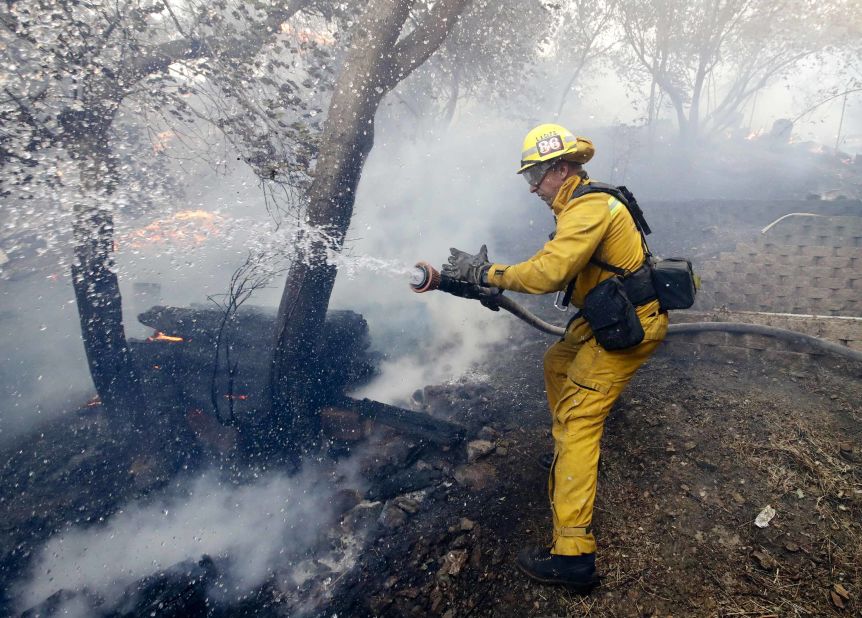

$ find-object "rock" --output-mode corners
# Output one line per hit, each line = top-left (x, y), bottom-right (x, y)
(470, 544), (482, 567)
(459, 517), (475, 531)
(360, 433), (416, 476)
(380, 501), (409, 528)
(331, 489), (362, 516)
(437, 549), (469, 578)
(754, 504), (776, 528)
(396, 497), (420, 514)
(751, 550), (776, 569)
(451, 534), (469, 549)
(784, 541), (800, 552)
(477, 426), (498, 441)
(341, 500), (384, 535)
(684, 441), (697, 451)
(429, 586), (443, 613)
(467, 439), (495, 463)
(454, 462), (497, 490)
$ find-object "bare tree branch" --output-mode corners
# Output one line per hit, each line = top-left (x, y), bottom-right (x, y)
(385, 0), (472, 91)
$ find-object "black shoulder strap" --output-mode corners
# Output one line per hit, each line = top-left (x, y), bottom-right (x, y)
(568, 181), (652, 277)
(569, 182), (652, 237)
(557, 181), (652, 307)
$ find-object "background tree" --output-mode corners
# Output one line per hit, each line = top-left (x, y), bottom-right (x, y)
(613, 0), (849, 143)
(388, 1), (554, 126)
(544, 0), (616, 121)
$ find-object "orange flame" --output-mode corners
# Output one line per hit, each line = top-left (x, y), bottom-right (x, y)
(745, 129), (765, 141)
(152, 130), (175, 154)
(147, 331), (185, 343)
(119, 210), (225, 250)
(279, 23), (335, 46)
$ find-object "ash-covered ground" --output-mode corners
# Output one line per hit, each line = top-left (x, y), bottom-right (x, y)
(1, 313), (860, 617)
(324, 321), (862, 617)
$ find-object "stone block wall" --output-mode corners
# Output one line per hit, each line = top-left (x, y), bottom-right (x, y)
(694, 215), (862, 317)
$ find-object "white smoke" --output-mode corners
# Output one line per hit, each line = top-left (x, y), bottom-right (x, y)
(14, 468), (347, 615)
(332, 110), (535, 403)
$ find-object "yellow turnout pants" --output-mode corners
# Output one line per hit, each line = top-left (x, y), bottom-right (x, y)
(544, 308), (668, 555)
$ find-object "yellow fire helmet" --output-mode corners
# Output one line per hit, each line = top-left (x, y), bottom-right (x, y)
(517, 123), (595, 174)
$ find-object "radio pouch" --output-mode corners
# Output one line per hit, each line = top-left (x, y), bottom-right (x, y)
(651, 258), (697, 310)
(582, 277), (645, 351)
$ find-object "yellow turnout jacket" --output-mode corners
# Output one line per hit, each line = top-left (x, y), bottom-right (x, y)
(485, 175), (661, 339)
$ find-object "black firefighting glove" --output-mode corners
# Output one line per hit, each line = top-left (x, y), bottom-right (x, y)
(441, 245), (502, 311)
(476, 286), (503, 311)
(442, 244), (491, 286)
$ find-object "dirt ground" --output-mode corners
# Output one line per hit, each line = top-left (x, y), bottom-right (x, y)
(1, 318), (860, 617)
(328, 320), (862, 617)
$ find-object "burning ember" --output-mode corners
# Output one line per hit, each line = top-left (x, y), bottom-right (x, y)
(224, 394), (249, 401)
(119, 210), (225, 250)
(85, 396), (102, 408)
(151, 130), (175, 154)
(147, 331), (185, 343)
(745, 129), (766, 141)
(280, 23), (335, 46)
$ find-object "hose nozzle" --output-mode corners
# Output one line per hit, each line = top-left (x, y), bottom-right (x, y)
(410, 261), (442, 293)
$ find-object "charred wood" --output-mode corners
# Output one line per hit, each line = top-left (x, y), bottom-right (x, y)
(328, 396), (465, 447)
(130, 305), (377, 457)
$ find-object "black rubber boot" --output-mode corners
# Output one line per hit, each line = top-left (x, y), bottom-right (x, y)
(516, 547), (599, 592)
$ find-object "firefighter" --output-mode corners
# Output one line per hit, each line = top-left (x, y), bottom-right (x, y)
(441, 123), (668, 591)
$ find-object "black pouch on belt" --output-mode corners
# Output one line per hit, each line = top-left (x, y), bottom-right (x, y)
(651, 258), (697, 310)
(582, 277), (645, 350)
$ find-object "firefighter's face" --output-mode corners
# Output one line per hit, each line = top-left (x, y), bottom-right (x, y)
(530, 161), (566, 207)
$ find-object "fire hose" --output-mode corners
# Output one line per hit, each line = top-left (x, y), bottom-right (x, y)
(409, 262), (862, 363)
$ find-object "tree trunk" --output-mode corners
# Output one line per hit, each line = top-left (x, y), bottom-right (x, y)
(270, 0), (470, 458)
(66, 107), (145, 427)
(270, 0), (411, 457)
(71, 202), (144, 421)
